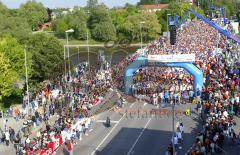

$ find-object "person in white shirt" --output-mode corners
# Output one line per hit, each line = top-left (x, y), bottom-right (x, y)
(176, 129), (183, 149)
(5, 131), (10, 146)
(77, 124), (83, 141)
(171, 134), (178, 149)
(179, 123), (184, 133)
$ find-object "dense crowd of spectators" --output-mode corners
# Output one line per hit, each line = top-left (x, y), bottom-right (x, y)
(132, 67), (194, 104)
(0, 62), (112, 154)
(0, 17), (239, 155)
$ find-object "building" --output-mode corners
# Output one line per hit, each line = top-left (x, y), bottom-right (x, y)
(142, 4), (169, 12)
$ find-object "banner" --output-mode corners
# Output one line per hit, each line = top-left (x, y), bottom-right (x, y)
(36, 136), (63, 155)
(148, 54), (195, 63)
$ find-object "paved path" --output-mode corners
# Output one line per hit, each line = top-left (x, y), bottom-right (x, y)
(0, 115), (58, 155)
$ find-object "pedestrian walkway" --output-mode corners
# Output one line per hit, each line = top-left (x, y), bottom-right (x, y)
(0, 115), (58, 154)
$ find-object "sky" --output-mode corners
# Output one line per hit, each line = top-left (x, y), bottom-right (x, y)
(1, 0), (140, 9)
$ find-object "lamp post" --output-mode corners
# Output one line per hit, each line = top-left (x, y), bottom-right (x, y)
(86, 10), (90, 72)
(167, 14), (171, 40)
(140, 21), (145, 53)
(24, 46), (30, 115)
(65, 29), (74, 81)
(172, 97), (176, 155)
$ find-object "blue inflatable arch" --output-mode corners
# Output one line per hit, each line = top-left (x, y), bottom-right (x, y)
(124, 56), (203, 96)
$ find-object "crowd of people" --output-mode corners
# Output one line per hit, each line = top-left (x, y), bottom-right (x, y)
(0, 16), (239, 155)
(110, 19), (240, 154)
(132, 66), (194, 104)
(0, 61), (113, 154)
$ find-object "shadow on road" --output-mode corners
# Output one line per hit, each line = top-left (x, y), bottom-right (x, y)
(94, 124), (202, 155)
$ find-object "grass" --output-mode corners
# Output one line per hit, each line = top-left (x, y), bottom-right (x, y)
(59, 38), (104, 45)
(66, 45), (140, 57)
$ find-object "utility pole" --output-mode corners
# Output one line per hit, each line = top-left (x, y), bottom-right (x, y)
(86, 10), (90, 72)
(172, 98), (176, 155)
(24, 46), (30, 115)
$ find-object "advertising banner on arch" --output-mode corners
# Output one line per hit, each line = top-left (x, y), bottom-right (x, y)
(148, 54), (195, 63)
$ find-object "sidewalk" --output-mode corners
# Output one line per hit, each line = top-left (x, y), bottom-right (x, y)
(0, 115), (58, 154)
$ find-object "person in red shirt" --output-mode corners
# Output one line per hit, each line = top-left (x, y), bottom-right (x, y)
(67, 141), (73, 155)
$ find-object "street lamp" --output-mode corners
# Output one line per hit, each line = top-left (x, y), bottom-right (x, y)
(86, 10), (90, 72)
(65, 29), (74, 81)
(24, 46), (30, 115)
(140, 21), (145, 53)
(167, 14), (171, 40)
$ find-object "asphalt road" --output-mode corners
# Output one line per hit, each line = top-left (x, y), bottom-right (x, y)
(57, 101), (201, 155)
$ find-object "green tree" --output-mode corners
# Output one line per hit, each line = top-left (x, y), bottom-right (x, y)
(0, 1), (10, 16)
(0, 36), (31, 101)
(0, 36), (31, 76)
(88, 4), (112, 30)
(69, 9), (88, 40)
(53, 8), (88, 40)
(54, 18), (69, 38)
(123, 12), (161, 41)
(0, 53), (17, 102)
(0, 15), (32, 43)
(156, 2), (204, 32)
(87, 0), (98, 9)
(18, 0), (48, 30)
(92, 22), (116, 41)
(27, 33), (63, 81)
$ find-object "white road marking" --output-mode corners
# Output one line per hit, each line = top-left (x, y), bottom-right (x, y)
(127, 118), (152, 155)
(91, 102), (136, 155)
(95, 120), (119, 123)
(143, 102), (147, 106)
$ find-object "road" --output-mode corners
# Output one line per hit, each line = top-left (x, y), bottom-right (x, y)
(57, 101), (201, 155)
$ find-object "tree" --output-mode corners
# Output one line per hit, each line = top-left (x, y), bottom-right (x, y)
(123, 12), (161, 41)
(92, 22), (116, 41)
(0, 1), (10, 16)
(87, 0), (98, 9)
(0, 53), (17, 102)
(138, 0), (156, 5)
(156, 9), (168, 33)
(156, 2), (204, 33)
(53, 8), (88, 40)
(0, 15), (32, 43)
(18, 0), (48, 30)
(27, 33), (63, 81)
(0, 36), (31, 76)
(88, 4), (112, 30)
(54, 18), (69, 38)
(69, 9), (88, 40)
(0, 36), (31, 101)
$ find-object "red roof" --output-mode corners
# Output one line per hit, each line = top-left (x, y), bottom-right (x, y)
(142, 4), (169, 10)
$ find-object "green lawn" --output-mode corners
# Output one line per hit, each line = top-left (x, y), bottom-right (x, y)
(59, 38), (104, 45)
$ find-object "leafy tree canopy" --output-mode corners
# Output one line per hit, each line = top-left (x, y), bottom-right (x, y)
(0, 1), (10, 16)
(88, 4), (112, 30)
(18, 0), (48, 30)
(0, 36), (31, 76)
(123, 12), (161, 41)
(0, 14), (32, 43)
(87, 0), (98, 9)
(92, 22), (116, 41)
(0, 52), (17, 101)
(0, 36), (31, 100)
(27, 33), (63, 81)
